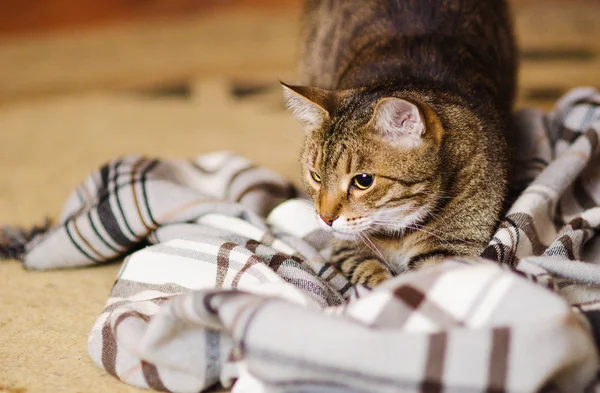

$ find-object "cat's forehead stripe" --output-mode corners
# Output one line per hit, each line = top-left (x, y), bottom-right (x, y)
(323, 140), (346, 170)
(344, 151), (353, 174)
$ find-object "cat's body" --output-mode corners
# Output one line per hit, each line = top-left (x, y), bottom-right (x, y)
(283, 0), (517, 287)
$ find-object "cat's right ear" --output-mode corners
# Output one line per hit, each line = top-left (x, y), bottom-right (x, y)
(281, 82), (333, 130)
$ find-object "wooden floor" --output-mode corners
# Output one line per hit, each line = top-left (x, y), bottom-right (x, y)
(1, 0), (593, 38)
(0, 0), (301, 37)
(0, 1), (598, 109)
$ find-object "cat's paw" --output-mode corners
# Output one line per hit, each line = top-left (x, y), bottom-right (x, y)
(409, 254), (447, 271)
(347, 258), (393, 288)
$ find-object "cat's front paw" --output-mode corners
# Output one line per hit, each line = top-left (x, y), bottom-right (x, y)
(346, 258), (393, 288)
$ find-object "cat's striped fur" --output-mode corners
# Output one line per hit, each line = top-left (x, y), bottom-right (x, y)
(282, 0), (517, 287)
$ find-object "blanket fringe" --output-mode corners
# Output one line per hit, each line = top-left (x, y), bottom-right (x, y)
(0, 219), (52, 261)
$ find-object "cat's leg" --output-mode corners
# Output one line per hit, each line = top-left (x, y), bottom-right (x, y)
(330, 240), (393, 288)
(409, 254), (448, 271)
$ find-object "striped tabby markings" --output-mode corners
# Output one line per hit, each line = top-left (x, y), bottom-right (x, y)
(340, 256), (390, 288)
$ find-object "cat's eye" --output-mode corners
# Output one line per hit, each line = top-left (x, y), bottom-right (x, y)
(310, 171), (322, 183)
(353, 174), (374, 190)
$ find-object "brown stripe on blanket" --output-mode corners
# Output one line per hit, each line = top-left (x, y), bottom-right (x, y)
(486, 327), (511, 393)
(560, 126), (579, 143)
(101, 318), (119, 378)
(322, 268), (339, 283)
(393, 285), (425, 310)
(216, 242), (237, 288)
(131, 158), (154, 232)
(232, 255), (263, 289)
(260, 231), (275, 247)
(189, 156), (231, 174)
(585, 128), (599, 154)
(420, 332), (447, 393)
(104, 296), (172, 314)
(573, 177), (597, 210)
(235, 182), (297, 203)
(568, 217), (588, 231)
(545, 235), (576, 260)
(393, 284), (460, 327)
(111, 279), (192, 298)
(555, 202), (565, 227)
(101, 310), (152, 378)
(267, 253), (289, 272)
(244, 239), (261, 253)
(142, 360), (171, 392)
(481, 242), (514, 265)
(71, 217), (104, 261)
(505, 213), (546, 255)
(115, 310), (152, 326)
(224, 164), (257, 199)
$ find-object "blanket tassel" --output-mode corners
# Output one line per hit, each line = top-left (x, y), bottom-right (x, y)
(0, 219), (52, 261)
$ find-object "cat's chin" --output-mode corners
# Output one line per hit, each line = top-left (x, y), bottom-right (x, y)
(331, 231), (360, 241)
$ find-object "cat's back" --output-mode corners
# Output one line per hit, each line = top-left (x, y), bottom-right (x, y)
(300, 0), (516, 109)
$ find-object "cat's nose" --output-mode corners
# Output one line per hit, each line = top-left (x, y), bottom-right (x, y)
(319, 214), (338, 226)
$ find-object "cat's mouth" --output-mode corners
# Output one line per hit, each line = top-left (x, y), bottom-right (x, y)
(317, 204), (435, 239)
(316, 214), (373, 239)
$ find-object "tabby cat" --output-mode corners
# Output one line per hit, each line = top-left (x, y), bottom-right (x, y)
(282, 0), (517, 287)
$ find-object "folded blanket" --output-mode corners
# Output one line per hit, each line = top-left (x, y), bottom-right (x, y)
(2, 87), (600, 393)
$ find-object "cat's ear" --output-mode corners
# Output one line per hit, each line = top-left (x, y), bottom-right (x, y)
(370, 97), (427, 149)
(281, 82), (335, 130)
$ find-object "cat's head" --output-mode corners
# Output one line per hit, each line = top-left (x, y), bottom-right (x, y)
(282, 82), (447, 239)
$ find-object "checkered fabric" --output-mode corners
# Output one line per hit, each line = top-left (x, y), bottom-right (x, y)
(2, 87), (600, 393)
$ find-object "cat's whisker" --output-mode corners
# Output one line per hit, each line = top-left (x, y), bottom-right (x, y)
(404, 225), (455, 247)
(370, 216), (480, 246)
(358, 231), (397, 275)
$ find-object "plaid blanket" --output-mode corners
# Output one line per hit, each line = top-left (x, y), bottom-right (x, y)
(2, 87), (600, 393)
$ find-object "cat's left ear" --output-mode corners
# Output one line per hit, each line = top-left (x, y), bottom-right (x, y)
(281, 82), (337, 131)
(369, 97), (428, 149)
